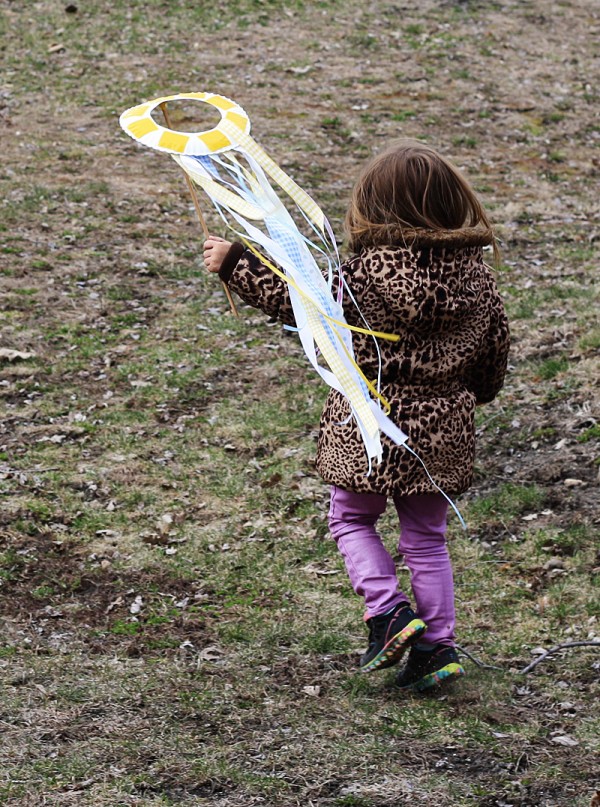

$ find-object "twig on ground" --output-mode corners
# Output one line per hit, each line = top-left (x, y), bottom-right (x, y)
(519, 641), (600, 674)
(1, 467), (60, 474)
(456, 644), (504, 671)
(459, 559), (512, 572)
(476, 409), (505, 433)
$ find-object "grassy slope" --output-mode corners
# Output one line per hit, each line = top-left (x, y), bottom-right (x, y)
(1, 1), (599, 805)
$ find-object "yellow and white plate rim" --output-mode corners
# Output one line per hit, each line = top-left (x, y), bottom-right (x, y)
(119, 92), (250, 155)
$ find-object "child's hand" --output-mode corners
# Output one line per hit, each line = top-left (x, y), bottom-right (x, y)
(203, 236), (233, 274)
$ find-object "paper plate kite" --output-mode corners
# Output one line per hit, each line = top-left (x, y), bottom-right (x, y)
(119, 91), (409, 470)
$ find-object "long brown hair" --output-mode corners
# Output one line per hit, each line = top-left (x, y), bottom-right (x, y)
(345, 140), (497, 260)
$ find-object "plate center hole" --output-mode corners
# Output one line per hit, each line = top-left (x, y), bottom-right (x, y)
(151, 99), (222, 133)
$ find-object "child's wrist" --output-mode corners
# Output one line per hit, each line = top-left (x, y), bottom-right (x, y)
(218, 242), (246, 283)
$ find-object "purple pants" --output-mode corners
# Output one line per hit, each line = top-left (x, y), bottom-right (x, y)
(328, 485), (455, 646)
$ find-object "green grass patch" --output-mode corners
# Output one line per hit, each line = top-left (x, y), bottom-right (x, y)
(467, 483), (545, 522)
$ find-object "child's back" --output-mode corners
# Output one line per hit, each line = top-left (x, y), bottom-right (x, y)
(316, 231), (509, 496)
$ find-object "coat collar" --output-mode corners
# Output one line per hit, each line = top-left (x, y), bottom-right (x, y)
(393, 225), (494, 249)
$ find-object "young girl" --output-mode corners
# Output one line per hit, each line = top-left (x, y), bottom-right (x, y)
(203, 140), (510, 691)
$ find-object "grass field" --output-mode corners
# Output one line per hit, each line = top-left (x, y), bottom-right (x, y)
(1, 1), (599, 805)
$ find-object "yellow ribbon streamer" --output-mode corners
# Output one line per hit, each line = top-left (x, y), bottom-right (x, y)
(242, 241), (399, 343)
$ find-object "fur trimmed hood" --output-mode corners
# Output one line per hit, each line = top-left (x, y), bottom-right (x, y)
(397, 225), (494, 249)
(350, 225), (495, 252)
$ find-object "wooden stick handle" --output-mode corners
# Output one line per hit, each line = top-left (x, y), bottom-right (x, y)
(159, 102), (238, 317)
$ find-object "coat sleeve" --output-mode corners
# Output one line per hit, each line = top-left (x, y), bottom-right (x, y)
(463, 290), (510, 404)
(218, 243), (296, 326)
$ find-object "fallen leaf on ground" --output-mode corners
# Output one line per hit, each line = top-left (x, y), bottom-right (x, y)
(129, 595), (143, 614)
(0, 348), (36, 362)
(198, 645), (224, 661)
(303, 563), (340, 576)
(551, 734), (579, 747)
(105, 596), (124, 614)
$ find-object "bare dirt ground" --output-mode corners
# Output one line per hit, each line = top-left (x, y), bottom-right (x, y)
(1, 1), (599, 805)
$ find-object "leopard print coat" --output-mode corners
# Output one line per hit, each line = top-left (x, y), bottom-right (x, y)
(219, 228), (509, 497)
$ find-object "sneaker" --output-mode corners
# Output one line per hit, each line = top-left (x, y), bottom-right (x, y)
(395, 644), (465, 691)
(360, 603), (426, 673)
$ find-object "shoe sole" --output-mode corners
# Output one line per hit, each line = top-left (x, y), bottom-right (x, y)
(360, 618), (426, 673)
(399, 662), (465, 691)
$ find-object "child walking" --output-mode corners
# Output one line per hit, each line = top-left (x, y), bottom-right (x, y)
(203, 140), (509, 691)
